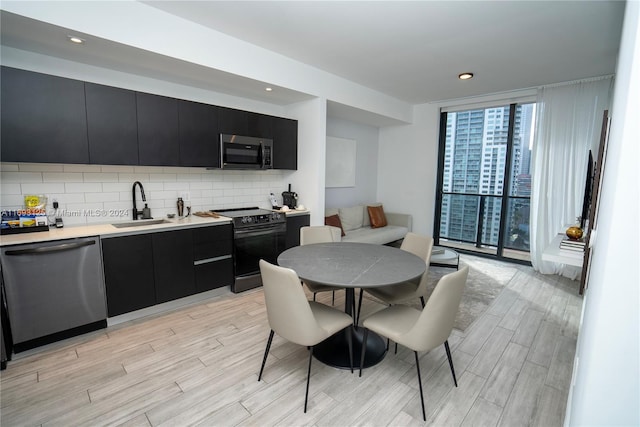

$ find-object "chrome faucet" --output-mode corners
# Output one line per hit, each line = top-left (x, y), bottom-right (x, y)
(132, 181), (151, 220)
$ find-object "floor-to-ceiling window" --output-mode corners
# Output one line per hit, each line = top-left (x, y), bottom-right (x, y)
(434, 103), (535, 263)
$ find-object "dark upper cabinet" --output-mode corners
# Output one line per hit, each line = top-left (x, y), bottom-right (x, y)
(1, 66), (89, 164)
(248, 111), (272, 138)
(178, 100), (220, 167)
(272, 116), (298, 170)
(1, 67), (297, 168)
(137, 92), (180, 166)
(86, 83), (139, 165)
(219, 108), (272, 138)
(153, 229), (196, 303)
(218, 107), (248, 135)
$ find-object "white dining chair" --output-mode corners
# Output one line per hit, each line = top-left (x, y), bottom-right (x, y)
(257, 259), (354, 413)
(359, 266), (469, 421)
(300, 225), (342, 305)
(356, 233), (433, 326)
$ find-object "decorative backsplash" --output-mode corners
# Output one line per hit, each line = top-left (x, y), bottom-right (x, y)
(0, 163), (288, 226)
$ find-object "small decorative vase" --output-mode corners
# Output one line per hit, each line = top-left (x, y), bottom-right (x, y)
(566, 226), (584, 240)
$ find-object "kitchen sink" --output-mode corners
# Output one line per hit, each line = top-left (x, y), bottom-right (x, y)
(111, 219), (172, 228)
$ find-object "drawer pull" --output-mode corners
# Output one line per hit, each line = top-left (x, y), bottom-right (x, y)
(194, 255), (232, 266)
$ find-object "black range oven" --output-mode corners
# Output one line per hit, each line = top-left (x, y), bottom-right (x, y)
(213, 207), (286, 293)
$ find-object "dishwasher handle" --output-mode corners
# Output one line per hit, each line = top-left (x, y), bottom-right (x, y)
(5, 239), (96, 256)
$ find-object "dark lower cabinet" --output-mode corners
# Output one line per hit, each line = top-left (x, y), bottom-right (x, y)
(1, 66), (89, 164)
(86, 83), (139, 165)
(195, 258), (234, 293)
(152, 229), (195, 303)
(102, 224), (234, 317)
(102, 234), (156, 317)
(193, 224), (234, 292)
(285, 214), (310, 249)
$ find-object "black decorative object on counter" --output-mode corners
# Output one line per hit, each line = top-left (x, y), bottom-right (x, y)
(282, 184), (298, 209)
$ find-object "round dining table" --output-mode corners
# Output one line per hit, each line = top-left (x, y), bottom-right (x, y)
(277, 242), (425, 369)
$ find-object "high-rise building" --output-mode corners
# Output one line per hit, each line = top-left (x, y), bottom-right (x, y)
(440, 104), (534, 250)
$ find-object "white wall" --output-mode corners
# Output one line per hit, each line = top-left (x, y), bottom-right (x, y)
(377, 103), (441, 235)
(325, 117), (380, 209)
(1, 47), (288, 118)
(284, 98), (327, 225)
(565, 1), (640, 425)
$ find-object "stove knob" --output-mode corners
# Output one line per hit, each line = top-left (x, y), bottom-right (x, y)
(273, 213), (281, 220)
(246, 216), (253, 224)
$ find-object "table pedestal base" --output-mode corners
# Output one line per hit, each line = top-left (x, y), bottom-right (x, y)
(313, 326), (387, 369)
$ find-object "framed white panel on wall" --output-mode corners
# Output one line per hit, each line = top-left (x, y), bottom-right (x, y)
(326, 136), (356, 188)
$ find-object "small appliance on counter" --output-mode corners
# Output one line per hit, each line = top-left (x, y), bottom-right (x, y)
(282, 184), (298, 209)
(269, 193), (281, 210)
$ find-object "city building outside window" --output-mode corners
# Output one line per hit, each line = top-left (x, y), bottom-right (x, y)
(435, 103), (535, 263)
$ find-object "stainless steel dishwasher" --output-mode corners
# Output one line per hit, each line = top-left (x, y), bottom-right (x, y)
(0, 236), (107, 352)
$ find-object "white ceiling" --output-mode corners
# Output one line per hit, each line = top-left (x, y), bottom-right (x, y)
(0, 1), (626, 110)
(142, 1), (625, 104)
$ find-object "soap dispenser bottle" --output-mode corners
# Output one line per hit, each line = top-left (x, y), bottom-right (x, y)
(142, 204), (152, 219)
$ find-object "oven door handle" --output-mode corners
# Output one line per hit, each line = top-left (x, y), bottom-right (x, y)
(234, 225), (285, 237)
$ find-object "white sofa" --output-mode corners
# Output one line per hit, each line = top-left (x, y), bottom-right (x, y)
(325, 204), (412, 245)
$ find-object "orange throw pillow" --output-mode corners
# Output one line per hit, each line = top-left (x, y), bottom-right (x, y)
(325, 214), (346, 236)
(367, 205), (387, 228)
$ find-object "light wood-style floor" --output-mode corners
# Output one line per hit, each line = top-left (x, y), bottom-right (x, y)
(0, 258), (582, 426)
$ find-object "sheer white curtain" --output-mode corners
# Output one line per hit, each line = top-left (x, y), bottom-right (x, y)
(530, 77), (613, 278)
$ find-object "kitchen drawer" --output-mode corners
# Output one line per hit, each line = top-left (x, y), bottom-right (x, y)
(193, 225), (232, 260)
(195, 257), (234, 292)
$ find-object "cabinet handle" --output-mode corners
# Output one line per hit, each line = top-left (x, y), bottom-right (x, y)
(193, 254), (232, 266)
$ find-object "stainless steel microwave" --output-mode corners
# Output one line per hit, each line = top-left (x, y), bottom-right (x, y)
(220, 134), (273, 170)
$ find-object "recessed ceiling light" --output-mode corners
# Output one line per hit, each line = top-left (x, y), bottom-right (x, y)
(458, 72), (474, 80)
(265, 87), (273, 92)
(68, 36), (85, 44)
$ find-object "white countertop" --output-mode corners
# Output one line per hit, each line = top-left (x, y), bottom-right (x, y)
(0, 215), (232, 246)
(277, 208), (310, 217)
(1, 208), (310, 247)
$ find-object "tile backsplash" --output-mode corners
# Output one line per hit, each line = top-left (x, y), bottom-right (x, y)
(1, 163), (288, 226)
